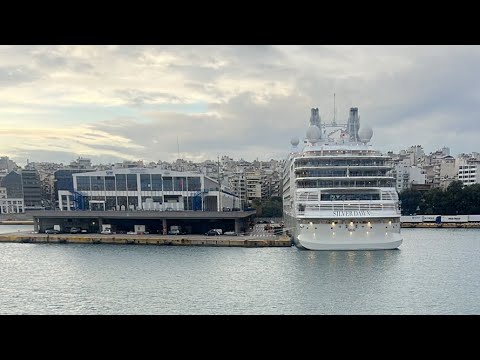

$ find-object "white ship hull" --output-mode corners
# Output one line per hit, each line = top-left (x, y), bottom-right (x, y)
(283, 106), (403, 251)
(284, 213), (402, 250)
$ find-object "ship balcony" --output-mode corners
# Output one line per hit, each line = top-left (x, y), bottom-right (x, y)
(296, 154), (388, 159)
(295, 176), (395, 181)
(294, 165), (392, 171)
(296, 201), (401, 218)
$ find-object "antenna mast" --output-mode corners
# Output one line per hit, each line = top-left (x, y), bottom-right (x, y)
(177, 136), (180, 160)
(332, 93), (337, 126)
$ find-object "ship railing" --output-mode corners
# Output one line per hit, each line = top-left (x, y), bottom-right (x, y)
(296, 202), (401, 216)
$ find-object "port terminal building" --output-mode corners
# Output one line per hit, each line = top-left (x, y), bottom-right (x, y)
(32, 168), (255, 234)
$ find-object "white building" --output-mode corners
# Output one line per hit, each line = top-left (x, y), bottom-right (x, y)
(245, 169), (262, 203)
(457, 156), (480, 186)
(0, 186), (25, 214)
(228, 172), (246, 207)
(437, 155), (457, 189)
(0, 156), (18, 172)
(392, 161), (426, 192)
(58, 168), (240, 212)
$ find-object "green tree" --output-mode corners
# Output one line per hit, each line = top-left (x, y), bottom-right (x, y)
(399, 189), (422, 215)
(445, 181), (465, 214)
(421, 188), (445, 214)
(250, 197), (283, 217)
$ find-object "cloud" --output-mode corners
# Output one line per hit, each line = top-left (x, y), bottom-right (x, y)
(113, 89), (183, 107)
(0, 45), (479, 166)
(0, 66), (41, 86)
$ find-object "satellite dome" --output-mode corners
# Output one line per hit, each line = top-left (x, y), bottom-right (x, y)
(306, 125), (321, 144)
(358, 125), (373, 143)
(290, 137), (300, 146)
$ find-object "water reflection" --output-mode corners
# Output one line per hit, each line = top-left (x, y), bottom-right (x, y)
(303, 248), (401, 269)
(0, 226), (479, 314)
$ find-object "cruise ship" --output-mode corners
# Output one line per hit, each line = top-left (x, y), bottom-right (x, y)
(282, 106), (402, 250)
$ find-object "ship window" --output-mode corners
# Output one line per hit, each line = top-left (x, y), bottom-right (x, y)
(320, 193), (380, 201)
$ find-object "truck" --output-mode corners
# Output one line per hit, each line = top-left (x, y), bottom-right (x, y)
(101, 224), (113, 234)
(168, 225), (183, 235)
(134, 224), (146, 234)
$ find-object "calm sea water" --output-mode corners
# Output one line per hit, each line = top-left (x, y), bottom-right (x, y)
(0, 225), (479, 314)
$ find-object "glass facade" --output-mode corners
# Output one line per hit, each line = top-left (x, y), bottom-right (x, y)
(187, 177), (201, 191)
(55, 169), (95, 201)
(91, 176), (105, 191)
(0, 171), (24, 198)
(151, 175), (162, 190)
(320, 193), (381, 201)
(116, 174), (127, 191)
(127, 174), (137, 191)
(77, 176), (91, 191)
(69, 170), (230, 212)
(297, 169), (388, 178)
(127, 196), (138, 209)
(105, 176), (115, 191)
(297, 179), (395, 188)
(117, 196), (127, 209)
(140, 174), (151, 191)
(163, 177), (173, 191)
(174, 177), (186, 191)
(296, 159), (387, 167)
(105, 196), (116, 210)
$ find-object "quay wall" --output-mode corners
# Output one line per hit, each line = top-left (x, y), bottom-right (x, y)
(0, 233), (292, 247)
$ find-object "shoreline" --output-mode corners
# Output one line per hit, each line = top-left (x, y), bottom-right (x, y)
(2, 222), (480, 228)
(0, 221), (34, 225)
(401, 222), (480, 228)
(0, 232), (292, 247)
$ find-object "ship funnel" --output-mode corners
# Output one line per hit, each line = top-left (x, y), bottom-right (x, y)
(310, 108), (322, 130)
(347, 107), (360, 142)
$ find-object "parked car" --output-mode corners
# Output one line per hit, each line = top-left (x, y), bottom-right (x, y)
(224, 231), (238, 236)
(205, 229), (221, 236)
(165, 207), (175, 212)
(70, 227), (81, 234)
(168, 229), (181, 235)
(45, 229), (60, 234)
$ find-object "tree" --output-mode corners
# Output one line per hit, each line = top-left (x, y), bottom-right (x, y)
(250, 197), (283, 217)
(445, 181), (465, 214)
(399, 189), (422, 215)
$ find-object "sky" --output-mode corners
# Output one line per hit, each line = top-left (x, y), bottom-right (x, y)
(1, 45), (479, 166)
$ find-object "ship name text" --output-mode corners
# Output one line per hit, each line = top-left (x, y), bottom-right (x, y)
(332, 210), (372, 217)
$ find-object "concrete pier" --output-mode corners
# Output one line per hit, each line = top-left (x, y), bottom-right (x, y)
(401, 222), (480, 228)
(0, 220), (34, 225)
(0, 232), (292, 247)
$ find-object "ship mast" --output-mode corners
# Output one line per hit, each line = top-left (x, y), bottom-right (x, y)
(332, 93), (337, 126)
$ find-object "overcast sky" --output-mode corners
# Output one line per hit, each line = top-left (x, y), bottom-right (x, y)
(1, 45), (479, 166)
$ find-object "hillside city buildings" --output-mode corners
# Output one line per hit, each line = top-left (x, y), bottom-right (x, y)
(0, 146), (479, 214)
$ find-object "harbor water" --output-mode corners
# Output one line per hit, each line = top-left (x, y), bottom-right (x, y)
(0, 225), (478, 314)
